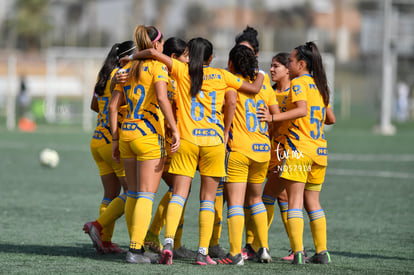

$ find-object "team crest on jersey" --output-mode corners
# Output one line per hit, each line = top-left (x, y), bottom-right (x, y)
(293, 84), (303, 95)
(161, 65), (168, 73)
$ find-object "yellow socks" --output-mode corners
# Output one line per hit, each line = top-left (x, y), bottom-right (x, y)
(125, 191), (138, 238)
(249, 202), (268, 249)
(287, 209), (304, 253)
(174, 198), (188, 250)
(99, 197), (111, 215)
(262, 194), (276, 229)
(210, 183), (224, 247)
(199, 200), (215, 254)
(227, 205), (244, 256)
(129, 192), (155, 251)
(164, 194), (186, 240)
(244, 206), (254, 246)
(278, 201), (289, 236)
(308, 209), (327, 253)
(98, 194), (126, 242)
(148, 187), (172, 236)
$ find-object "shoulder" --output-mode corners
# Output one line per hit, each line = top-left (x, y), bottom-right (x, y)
(291, 76), (309, 95)
(172, 58), (186, 71)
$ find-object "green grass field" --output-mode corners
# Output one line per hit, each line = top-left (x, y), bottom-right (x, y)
(1, 119), (413, 274)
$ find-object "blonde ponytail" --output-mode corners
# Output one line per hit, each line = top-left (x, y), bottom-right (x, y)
(129, 25), (162, 82)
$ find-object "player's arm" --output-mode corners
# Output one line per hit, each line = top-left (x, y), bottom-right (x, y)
(155, 81), (180, 153)
(223, 88), (237, 145)
(238, 71), (265, 95)
(90, 94), (98, 113)
(258, 100), (307, 122)
(121, 49), (174, 71)
(325, 106), (336, 125)
(109, 90), (123, 162)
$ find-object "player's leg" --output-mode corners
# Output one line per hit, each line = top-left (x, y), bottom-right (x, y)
(160, 139), (197, 264)
(304, 164), (331, 264)
(208, 181), (226, 258)
(194, 144), (226, 265)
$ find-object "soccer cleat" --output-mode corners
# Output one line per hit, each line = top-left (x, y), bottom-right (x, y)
(306, 250), (331, 264)
(195, 252), (217, 265)
(241, 244), (256, 260)
(173, 245), (197, 259)
(126, 249), (156, 264)
(216, 253), (244, 265)
(208, 244), (227, 258)
(282, 248), (308, 261)
(256, 247), (272, 263)
(159, 243), (173, 265)
(83, 221), (104, 252)
(281, 249), (294, 261)
(141, 247), (161, 263)
(101, 242), (126, 254)
(144, 231), (163, 254)
(292, 251), (305, 265)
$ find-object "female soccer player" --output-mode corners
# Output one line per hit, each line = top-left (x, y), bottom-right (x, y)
(83, 40), (135, 254)
(109, 25), (180, 264)
(263, 52), (298, 261)
(216, 44), (279, 265)
(233, 26), (277, 261)
(127, 36), (265, 265)
(258, 41), (336, 265)
(143, 37), (196, 259)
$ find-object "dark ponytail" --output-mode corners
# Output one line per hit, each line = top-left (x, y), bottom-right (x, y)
(295, 41), (330, 106)
(188, 37), (213, 97)
(94, 41), (135, 96)
(229, 44), (257, 81)
(94, 43), (119, 96)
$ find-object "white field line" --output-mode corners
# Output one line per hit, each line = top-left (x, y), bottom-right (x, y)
(327, 168), (414, 179)
(0, 141), (89, 152)
(329, 153), (414, 162)
(1, 141), (414, 179)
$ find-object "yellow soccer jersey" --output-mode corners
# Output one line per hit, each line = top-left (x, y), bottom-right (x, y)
(171, 59), (243, 146)
(91, 69), (118, 148)
(273, 87), (291, 142)
(227, 75), (278, 163)
(280, 74), (328, 166)
(114, 60), (169, 142)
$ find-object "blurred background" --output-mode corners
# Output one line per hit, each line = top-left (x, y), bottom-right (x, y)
(0, 0), (413, 134)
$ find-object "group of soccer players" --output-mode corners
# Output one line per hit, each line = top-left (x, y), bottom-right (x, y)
(83, 24), (336, 266)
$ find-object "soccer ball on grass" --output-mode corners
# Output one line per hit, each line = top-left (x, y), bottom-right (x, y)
(39, 148), (59, 168)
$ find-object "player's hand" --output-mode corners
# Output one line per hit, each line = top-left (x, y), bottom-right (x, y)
(112, 141), (120, 163)
(257, 105), (272, 122)
(119, 56), (130, 67)
(116, 68), (128, 84)
(170, 130), (180, 154)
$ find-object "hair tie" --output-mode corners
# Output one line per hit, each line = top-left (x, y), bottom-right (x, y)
(118, 45), (136, 57)
(151, 28), (161, 43)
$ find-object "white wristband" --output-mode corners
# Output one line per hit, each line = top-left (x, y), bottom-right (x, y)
(258, 69), (266, 76)
(129, 54), (134, 60)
